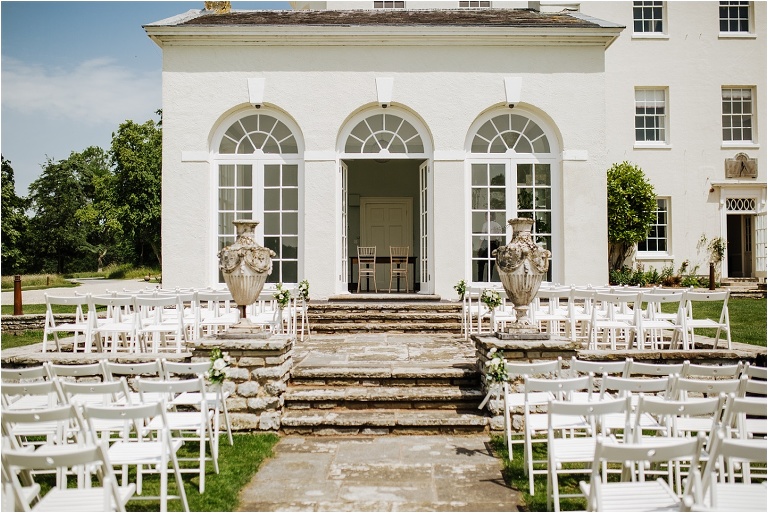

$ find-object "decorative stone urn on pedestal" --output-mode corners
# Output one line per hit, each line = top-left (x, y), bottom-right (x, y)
(217, 219), (276, 335)
(493, 217), (551, 339)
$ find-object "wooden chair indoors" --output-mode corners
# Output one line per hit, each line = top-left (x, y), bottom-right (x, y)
(357, 246), (377, 293)
(389, 246), (409, 293)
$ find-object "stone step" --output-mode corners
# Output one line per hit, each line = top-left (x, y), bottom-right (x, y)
(281, 409), (489, 435)
(308, 312), (461, 321)
(311, 322), (463, 334)
(290, 365), (478, 384)
(284, 385), (484, 410)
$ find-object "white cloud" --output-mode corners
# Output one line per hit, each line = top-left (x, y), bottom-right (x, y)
(1, 57), (160, 125)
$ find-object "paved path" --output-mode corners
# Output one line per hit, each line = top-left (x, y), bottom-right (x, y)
(237, 435), (521, 512)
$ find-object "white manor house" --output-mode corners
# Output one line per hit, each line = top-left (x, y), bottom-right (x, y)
(145, 1), (766, 299)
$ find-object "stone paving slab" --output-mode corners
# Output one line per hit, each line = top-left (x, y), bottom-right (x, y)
(237, 435), (520, 512)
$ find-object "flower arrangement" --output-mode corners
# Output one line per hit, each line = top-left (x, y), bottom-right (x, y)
(273, 283), (291, 309)
(485, 348), (508, 383)
(298, 279), (310, 302)
(480, 288), (502, 310)
(453, 279), (467, 301)
(207, 347), (231, 386)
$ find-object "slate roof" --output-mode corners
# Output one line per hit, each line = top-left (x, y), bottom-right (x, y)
(175, 8), (612, 29)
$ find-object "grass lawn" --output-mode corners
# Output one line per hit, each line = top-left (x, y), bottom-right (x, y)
(660, 297), (766, 347)
(33, 433), (279, 512)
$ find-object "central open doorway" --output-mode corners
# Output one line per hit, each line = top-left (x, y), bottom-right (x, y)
(344, 159), (426, 293)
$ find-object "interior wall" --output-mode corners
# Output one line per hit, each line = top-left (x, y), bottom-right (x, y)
(347, 159), (421, 285)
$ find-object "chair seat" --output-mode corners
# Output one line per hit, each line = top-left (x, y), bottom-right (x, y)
(706, 482), (767, 512)
(172, 390), (230, 406)
(580, 479), (680, 511)
(33, 485), (136, 512)
(106, 439), (184, 466)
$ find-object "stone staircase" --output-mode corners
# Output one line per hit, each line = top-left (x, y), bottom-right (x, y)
(306, 300), (463, 334)
(720, 278), (766, 298)
(280, 334), (489, 435)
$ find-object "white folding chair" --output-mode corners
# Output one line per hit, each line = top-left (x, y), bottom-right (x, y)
(46, 362), (106, 383)
(91, 295), (140, 353)
(43, 293), (95, 353)
(625, 360), (688, 378)
(501, 358), (563, 460)
(587, 291), (640, 350)
(1, 404), (88, 452)
(162, 359), (234, 446)
(637, 290), (686, 350)
(682, 289), (732, 350)
(197, 290), (240, 336)
(523, 374), (594, 495)
(82, 401), (189, 512)
(1, 365), (49, 383)
(1, 366), (51, 410)
(685, 429), (767, 512)
(135, 295), (188, 353)
(2, 441), (136, 512)
(598, 375), (673, 438)
(547, 396), (631, 512)
(137, 377), (219, 494)
(532, 286), (572, 338)
(580, 434), (706, 512)
(1, 380), (66, 412)
(100, 359), (166, 405)
(683, 362), (744, 379)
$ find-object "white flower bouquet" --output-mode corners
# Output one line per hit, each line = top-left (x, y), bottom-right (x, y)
(480, 288), (502, 310)
(298, 279), (310, 301)
(207, 347), (231, 386)
(273, 283), (291, 309)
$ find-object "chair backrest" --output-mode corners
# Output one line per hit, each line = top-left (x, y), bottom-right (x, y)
(683, 289), (730, 318)
(506, 358), (562, 380)
(743, 363), (768, 381)
(683, 362), (744, 379)
(592, 291), (642, 320)
(0, 366), (49, 383)
(701, 428), (767, 492)
(744, 378), (767, 397)
(567, 357), (629, 378)
(1, 380), (66, 410)
(722, 395), (768, 439)
(358, 246), (376, 261)
(548, 396), (630, 438)
(524, 375), (593, 404)
(633, 395), (724, 441)
(162, 360), (210, 379)
(59, 377), (132, 407)
(101, 360), (164, 380)
(137, 377), (207, 406)
(626, 360), (687, 377)
(672, 375), (747, 400)
(599, 375), (673, 399)
(1, 404), (89, 449)
(591, 433), (705, 479)
(46, 362), (105, 381)
(390, 246), (409, 263)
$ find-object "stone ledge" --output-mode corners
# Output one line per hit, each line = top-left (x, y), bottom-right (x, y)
(285, 385), (484, 402)
(195, 334), (293, 352)
(281, 409), (489, 428)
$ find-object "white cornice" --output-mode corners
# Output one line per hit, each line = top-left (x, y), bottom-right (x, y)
(145, 25), (622, 48)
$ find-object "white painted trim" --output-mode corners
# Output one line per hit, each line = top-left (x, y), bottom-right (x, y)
(181, 151), (209, 162)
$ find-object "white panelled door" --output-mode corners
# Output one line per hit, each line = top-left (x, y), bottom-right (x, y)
(361, 198), (413, 290)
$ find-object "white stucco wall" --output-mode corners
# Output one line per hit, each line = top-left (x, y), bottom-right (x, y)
(156, 25), (613, 296)
(582, 1), (767, 277)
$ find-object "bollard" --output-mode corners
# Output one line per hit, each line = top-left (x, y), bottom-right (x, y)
(709, 262), (716, 290)
(13, 275), (23, 315)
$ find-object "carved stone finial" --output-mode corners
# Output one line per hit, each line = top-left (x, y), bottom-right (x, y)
(204, 1), (231, 14)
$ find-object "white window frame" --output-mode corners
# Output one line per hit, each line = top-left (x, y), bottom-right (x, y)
(634, 87), (669, 147)
(632, 1), (667, 38)
(459, 1), (491, 7)
(719, 1), (754, 37)
(722, 86), (756, 145)
(637, 197), (671, 258)
(211, 109), (304, 286)
(373, 1), (405, 9)
(465, 109), (561, 285)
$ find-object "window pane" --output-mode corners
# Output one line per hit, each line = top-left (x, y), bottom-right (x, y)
(472, 188), (488, 209)
(282, 261), (298, 283)
(472, 165), (488, 186)
(265, 165), (281, 187)
(472, 212), (487, 234)
(283, 237), (299, 259)
(517, 164), (533, 186)
(264, 189), (280, 211)
(265, 237), (280, 256)
(283, 165), (298, 187)
(283, 213), (298, 235)
(489, 164), (505, 186)
(283, 189), (298, 211)
(219, 165), (235, 187)
(264, 213), (280, 235)
(237, 165), (252, 187)
(219, 189), (234, 211)
(236, 189), (252, 211)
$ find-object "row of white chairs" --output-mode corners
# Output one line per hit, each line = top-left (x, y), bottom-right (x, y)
(43, 284), (311, 354)
(0, 359), (240, 511)
(463, 283), (732, 350)
(493, 357), (766, 505)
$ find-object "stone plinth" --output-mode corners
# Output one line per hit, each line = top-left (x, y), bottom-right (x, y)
(194, 335), (293, 432)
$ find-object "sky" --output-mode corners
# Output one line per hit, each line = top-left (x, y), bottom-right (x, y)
(1, 1), (291, 196)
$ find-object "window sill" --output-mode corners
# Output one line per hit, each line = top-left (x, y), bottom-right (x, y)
(721, 142), (759, 150)
(633, 143), (672, 150)
(632, 33), (669, 40)
(636, 253), (674, 261)
(718, 32), (757, 39)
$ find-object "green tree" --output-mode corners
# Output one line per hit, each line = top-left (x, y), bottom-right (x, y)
(1, 156), (30, 273)
(109, 114), (162, 266)
(606, 161), (657, 270)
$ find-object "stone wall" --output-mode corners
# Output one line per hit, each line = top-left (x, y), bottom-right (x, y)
(193, 335), (293, 432)
(1, 314), (65, 334)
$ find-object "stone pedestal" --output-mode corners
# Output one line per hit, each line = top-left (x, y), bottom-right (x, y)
(194, 335), (294, 432)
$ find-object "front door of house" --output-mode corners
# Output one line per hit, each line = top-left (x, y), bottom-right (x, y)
(361, 197), (413, 291)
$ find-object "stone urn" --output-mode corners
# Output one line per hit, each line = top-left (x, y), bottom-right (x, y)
(217, 219), (276, 325)
(493, 217), (551, 326)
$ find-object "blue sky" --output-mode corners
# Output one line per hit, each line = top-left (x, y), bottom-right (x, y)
(1, 1), (290, 195)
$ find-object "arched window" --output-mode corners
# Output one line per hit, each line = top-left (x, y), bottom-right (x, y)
(344, 112), (425, 155)
(214, 111), (302, 285)
(467, 110), (558, 283)
(471, 113), (550, 154)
